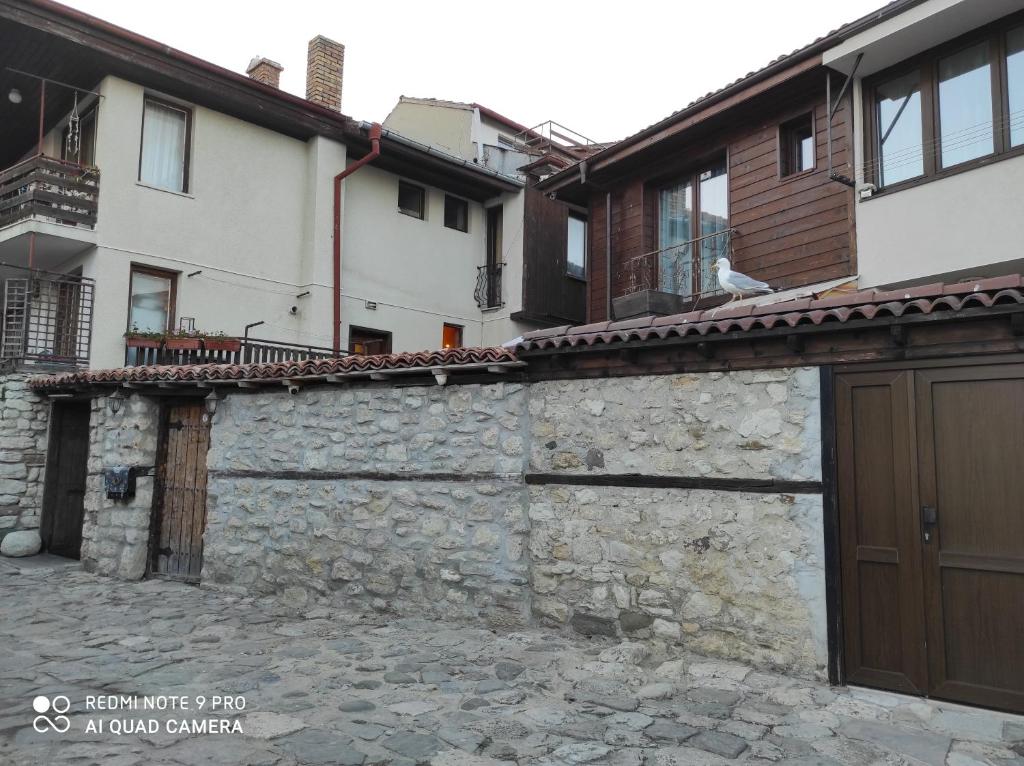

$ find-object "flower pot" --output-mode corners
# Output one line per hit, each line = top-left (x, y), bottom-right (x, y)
(164, 337), (202, 351)
(202, 338), (241, 353)
(125, 336), (162, 349)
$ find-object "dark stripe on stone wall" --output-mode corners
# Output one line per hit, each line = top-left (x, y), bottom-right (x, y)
(208, 469), (518, 483)
(525, 473), (823, 494)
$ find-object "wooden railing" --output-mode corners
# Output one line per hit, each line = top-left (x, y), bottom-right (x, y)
(0, 155), (99, 230)
(126, 337), (342, 367)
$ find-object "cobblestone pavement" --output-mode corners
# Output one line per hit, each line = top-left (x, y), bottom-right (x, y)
(2, 557), (1023, 766)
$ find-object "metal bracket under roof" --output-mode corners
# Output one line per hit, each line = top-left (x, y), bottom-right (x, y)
(826, 53), (863, 189)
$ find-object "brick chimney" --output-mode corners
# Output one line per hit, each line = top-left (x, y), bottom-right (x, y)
(306, 35), (344, 111)
(246, 56), (283, 88)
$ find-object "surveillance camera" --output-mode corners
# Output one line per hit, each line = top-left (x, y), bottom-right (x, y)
(289, 305), (298, 315)
(287, 384), (300, 395)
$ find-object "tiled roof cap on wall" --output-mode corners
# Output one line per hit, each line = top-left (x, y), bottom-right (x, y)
(515, 275), (1024, 353)
(30, 348), (519, 391)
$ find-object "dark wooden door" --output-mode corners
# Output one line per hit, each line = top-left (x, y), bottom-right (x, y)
(837, 363), (1024, 714)
(836, 371), (928, 695)
(151, 402), (211, 582)
(914, 364), (1024, 713)
(41, 401), (91, 559)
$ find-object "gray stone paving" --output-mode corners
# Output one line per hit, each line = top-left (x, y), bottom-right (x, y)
(2, 556), (1023, 766)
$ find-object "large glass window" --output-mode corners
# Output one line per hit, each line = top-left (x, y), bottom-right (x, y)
(876, 71), (924, 186)
(567, 215), (586, 279)
(698, 163), (729, 295)
(139, 98), (190, 193)
(658, 179), (693, 296)
(868, 19), (1024, 190)
(1008, 26), (1024, 147)
(126, 266), (175, 364)
(658, 158), (728, 298)
(938, 42), (994, 167)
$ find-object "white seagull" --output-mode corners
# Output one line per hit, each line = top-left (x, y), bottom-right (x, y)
(713, 257), (773, 305)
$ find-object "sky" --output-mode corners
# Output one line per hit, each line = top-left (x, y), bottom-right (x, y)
(61, 0), (885, 142)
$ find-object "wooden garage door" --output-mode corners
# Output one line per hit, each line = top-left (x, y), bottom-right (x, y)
(150, 401), (211, 582)
(837, 363), (1024, 713)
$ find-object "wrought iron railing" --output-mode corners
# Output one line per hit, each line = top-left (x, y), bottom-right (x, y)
(0, 155), (99, 230)
(1, 268), (94, 368)
(475, 262), (504, 309)
(618, 229), (734, 300)
(126, 336), (342, 367)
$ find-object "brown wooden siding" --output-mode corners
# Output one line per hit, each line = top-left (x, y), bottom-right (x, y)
(588, 74), (855, 318)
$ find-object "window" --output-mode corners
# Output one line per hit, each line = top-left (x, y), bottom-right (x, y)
(866, 17), (1024, 190)
(938, 42), (993, 167)
(875, 71), (924, 186)
(779, 114), (815, 176)
(442, 323), (463, 349)
(126, 265), (176, 364)
(478, 205), (503, 309)
(658, 158), (728, 298)
(567, 215), (587, 279)
(1007, 26), (1024, 147)
(139, 97), (191, 193)
(444, 194), (468, 232)
(349, 326), (392, 355)
(398, 181), (425, 219)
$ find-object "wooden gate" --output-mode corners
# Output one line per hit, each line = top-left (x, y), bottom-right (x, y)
(836, 361), (1024, 713)
(150, 401), (211, 582)
(41, 400), (91, 558)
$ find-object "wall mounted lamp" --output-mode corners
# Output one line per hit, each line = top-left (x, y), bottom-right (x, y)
(107, 389), (125, 415)
(8, 88), (22, 104)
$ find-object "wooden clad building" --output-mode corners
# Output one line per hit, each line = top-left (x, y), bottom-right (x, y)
(541, 32), (867, 323)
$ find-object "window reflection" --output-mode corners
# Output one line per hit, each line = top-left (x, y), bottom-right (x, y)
(1008, 27), (1024, 148)
(876, 71), (924, 186)
(939, 42), (993, 167)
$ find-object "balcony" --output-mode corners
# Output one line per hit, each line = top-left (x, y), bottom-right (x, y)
(0, 156), (99, 268)
(0, 268), (94, 370)
(126, 336), (343, 367)
(612, 229), (732, 320)
(475, 262), (504, 310)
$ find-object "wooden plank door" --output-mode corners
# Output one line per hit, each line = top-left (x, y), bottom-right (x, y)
(915, 364), (1024, 713)
(836, 371), (928, 694)
(151, 401), (211, 582)
(40, 401), (91, 559)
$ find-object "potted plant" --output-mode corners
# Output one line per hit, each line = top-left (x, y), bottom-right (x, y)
(201, 331), (241, 353)
(164, 328), (202, 351)
(124, 325), (163, 349)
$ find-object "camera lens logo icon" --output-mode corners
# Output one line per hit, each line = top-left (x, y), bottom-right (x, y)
(32, 695), (71, 733)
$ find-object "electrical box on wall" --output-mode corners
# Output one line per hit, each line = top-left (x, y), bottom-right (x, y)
(104, 466), (136, 500)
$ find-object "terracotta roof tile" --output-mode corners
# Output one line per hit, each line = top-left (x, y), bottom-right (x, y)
(515, 278), (1024, 353)
(31, 347), (518, 391)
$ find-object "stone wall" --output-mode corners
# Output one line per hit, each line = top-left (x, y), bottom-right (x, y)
(80, 394), (160, 579)
(0, 372), (50, 536)
(74, 367), (828, 677)
(525, 369), (827, 676)
(202, 383), (532, 628)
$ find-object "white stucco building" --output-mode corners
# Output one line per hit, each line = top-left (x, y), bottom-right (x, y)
(824, 0), (1024, 288)
(0, 1), (530, 370)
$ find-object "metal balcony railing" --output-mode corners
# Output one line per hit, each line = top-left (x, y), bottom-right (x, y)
(475, 262), (504, 309)
(0, 155), (99, 230)
(1, 267), (94, 368)
(619, 229), (734, 300)
(126, 336), (343, 367)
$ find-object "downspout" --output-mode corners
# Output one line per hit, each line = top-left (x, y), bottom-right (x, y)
(332, 122), (382, 353)
(605, 192), (612, 321)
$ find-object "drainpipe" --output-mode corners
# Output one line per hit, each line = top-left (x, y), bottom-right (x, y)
(332, 122), (382, 353)
(605, 192), (612, 321)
